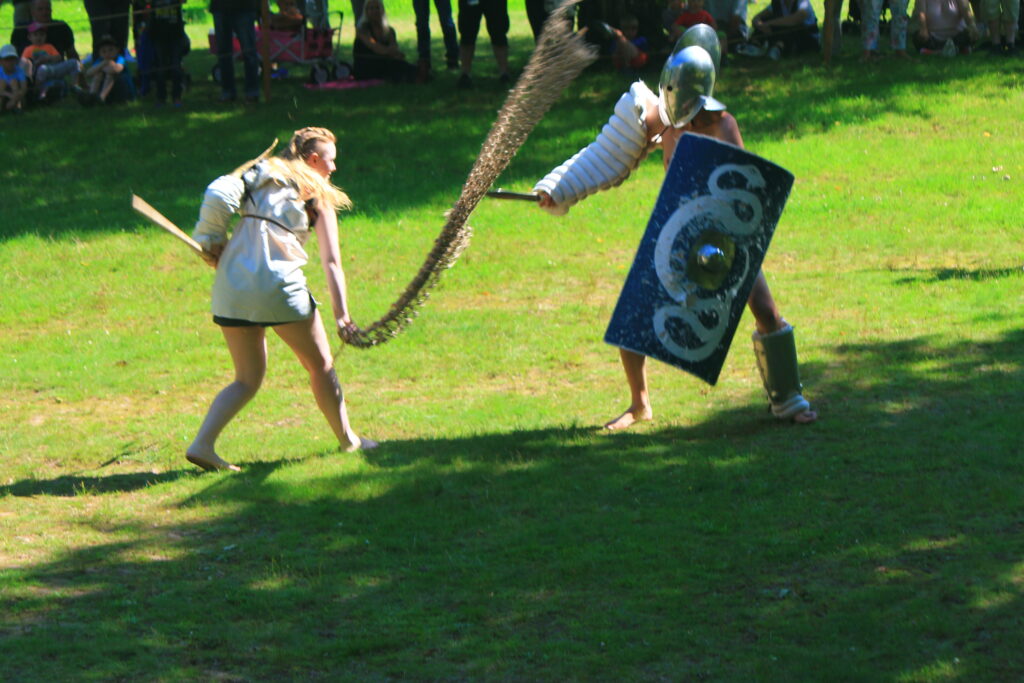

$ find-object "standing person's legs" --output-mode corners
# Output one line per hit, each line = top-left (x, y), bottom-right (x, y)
(983, 0), (1003, 47)
(1005, 0), (1019, 46)
(213, 11), (237, 99)
(888, 0), (909, 52)
(231, 10), (260, 100)
(525, 0), (548, 39)
(166, 32), (184, 101)
(859, 0), (882, 54)
(188, 326), (268, 471)
(605, 349), (653, 430)
(153, 36), (170, 102)
(350, 0), (366, 28)
(274, 310), (376, 452)
(458, 0), (483, 81)
(109, 0), (131, 53)
(414, 0), (433, 64)
(84, 0), (109, 55)
(482, 0), (510, 76)
(434, 0), (460, 67)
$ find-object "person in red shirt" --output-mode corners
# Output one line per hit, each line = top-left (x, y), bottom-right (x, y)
(670, 0), (718, 42)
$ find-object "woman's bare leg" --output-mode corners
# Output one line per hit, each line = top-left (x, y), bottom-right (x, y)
(605, 348), (653, 430)
(187, 325), (268, 471)
(274, 310), (377, 451)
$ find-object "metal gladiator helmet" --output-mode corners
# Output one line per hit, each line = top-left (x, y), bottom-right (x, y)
(673, 24), (726, 112)
(674, 23), (721, 75)
(658, 45), (716, 128)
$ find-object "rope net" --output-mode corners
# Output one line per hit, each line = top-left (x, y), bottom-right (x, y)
(342, 0), (596, 349)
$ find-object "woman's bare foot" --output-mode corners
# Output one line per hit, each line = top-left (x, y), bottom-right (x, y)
(343, 436), (380, 452)
(186, 451), (242, 472)
(604, 407), (653, 431)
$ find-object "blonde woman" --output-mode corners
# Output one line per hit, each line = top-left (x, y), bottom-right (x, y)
(189, 127), (377, 472)
(353, 0), (418, 82)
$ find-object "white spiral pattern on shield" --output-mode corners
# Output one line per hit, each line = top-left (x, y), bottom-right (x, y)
(652, 163), (766, 362)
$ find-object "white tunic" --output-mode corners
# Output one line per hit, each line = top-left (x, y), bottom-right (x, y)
(192, 161), (315, 323)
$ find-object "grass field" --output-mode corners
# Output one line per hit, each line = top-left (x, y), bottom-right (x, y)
(2, 1), (1024, 679)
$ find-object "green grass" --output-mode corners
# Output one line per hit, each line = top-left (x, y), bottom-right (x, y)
(2, 1), (1024, 680)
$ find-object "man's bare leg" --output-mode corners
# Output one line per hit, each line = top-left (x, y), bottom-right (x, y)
(748, 270), (817, 423)
(605, 348), (653, 430)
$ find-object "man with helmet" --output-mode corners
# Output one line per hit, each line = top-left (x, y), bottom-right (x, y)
(534, 24), (816, 429)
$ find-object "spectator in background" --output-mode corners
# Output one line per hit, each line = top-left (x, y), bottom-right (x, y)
(0, 43), (27, 112)
(456, 0), (511, 89)
(749, 0), (820, 58)
(20, 20), (59, 75)
(611, 15), (650, 71)
(145, 0), (186, 105)
(859, 0), (910, 59)
(912, 0), (978, 52)
(85, 0), (131, 55)
(670, 0), (718, 41)
(414, 0), (459, 81)
(20, 20), (81, 98)
(211, 0), (260, 102)
(982, 0), (1017, 53)
(270, 0), (304, 30)
(353, 0), (418, 81)
(705, 0), (749, 48)
(4, 0), (34, 27)
(78, 33), (130, 104)
(663, 0), (685, 33)
(10, 0), (79, 61)
(526, 0), (555, 39)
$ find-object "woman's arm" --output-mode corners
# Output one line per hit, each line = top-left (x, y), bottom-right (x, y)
(313, 199), (355, 338)
(356, 26), (403, 58)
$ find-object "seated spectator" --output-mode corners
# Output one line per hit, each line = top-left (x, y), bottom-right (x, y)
(20, 21), (80, 99)
(76, 34), (131, 104)
(749, 0), (820, 58)
(670, 0), (718, 42)
(911, 0), (978, 53)
(353, 0), (418, 82)
(10, 0), (79, 61)
(663, 0), (686, 35)
(611, 15), (650, 72)
(270, 0), (304, 31)
(0, 43), (28, 112)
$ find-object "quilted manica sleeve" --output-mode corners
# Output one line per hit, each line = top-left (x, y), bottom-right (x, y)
(192, 175), (245, 250)
(533, 81), (656, 215)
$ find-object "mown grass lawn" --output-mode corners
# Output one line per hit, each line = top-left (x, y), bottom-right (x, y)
(1, 1), (1023, 679)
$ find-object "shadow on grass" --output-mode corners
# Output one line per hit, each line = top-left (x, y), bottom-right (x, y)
(2, 33), (1020, 244)
(893, 265), (1024, 284)
(1, 336), (1022, 678)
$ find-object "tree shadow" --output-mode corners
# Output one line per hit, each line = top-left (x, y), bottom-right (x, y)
(893, 265), (1024, 284)
(4, 29), (1017, 244)
(2, 328), (1023, 678)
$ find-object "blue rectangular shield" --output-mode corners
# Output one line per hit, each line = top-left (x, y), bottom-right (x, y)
(604, 133), (795, 385)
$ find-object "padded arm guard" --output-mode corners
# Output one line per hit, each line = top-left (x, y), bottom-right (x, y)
(192, 175), (245, 251)
(533, 81), (656, 215)
(752, 324), (812, 420)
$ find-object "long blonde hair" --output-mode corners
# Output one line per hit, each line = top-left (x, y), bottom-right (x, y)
(356, 0), (390, 33)
(271, 126), (352, 212)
